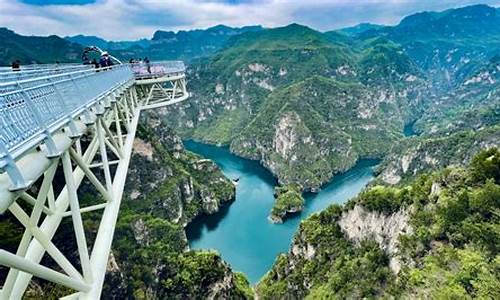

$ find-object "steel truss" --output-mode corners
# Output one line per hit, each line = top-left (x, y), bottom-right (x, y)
(0, 68), (188, 299)
(135, 74), (188, 109)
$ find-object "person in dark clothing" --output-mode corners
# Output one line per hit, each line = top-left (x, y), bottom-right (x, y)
(11, 60), (20, 71)
(99, 52), (113, 68)
(82, 52), (90, 65)
(144, 57), (151, 73)
(99, 54), (108, 68)
(91, 58), (99, 69)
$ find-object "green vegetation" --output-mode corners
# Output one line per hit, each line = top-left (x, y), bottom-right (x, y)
(377, 126), (499, 185)
(270, 184), (304, 223)
(257, 148), (500, 298)
(163, 22), (427, 191)
(158, 5), (500, 193)
(0, 28), (82, 65)
(0, 4), (498, 298)
(99, 117), (252, 298)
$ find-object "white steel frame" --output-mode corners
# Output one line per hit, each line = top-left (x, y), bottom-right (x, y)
(0, 63), (188, 299)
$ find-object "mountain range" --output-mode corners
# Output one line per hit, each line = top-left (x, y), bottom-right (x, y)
(158, 4), (499, 192)
(0, 4), (498, 299)
(2, 4), (496, 190)
(67, 24), (263, 62)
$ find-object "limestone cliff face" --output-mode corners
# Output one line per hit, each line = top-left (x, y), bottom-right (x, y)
(124, 115), (235, 226)
(288, 204), (411, 274)
(338, 205), (412, 273)
(227, 74), (423, 191)
(273, 112), (307, 161)
(378, 127), (499, 184)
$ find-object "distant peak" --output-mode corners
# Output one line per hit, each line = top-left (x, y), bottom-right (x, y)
(399, 4), (497, 27)
(275, 23), (316, 34)
(284, 23), (309, 29)
(208, 24), (232, 31)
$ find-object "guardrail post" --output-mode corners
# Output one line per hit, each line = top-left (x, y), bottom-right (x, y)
(0, 142), (32, 191)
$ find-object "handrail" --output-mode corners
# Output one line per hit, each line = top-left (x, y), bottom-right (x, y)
(131, 61), (186, 79)
(0, 65), (94, 84)
(0, 64), (134, 160)
(0, 62), (84, 72)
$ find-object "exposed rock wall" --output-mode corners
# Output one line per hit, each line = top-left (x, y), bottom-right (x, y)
(378, 127), (499, 184)
(338, 205), (412, 273)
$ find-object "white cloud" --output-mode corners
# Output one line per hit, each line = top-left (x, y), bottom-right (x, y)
(0, 0), (498, 40)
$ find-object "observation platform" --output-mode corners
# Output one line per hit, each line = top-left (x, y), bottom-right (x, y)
(0, 60), (188, 299)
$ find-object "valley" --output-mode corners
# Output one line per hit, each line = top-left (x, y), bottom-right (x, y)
(184, 140), (377, 284)
(0, 2), (498, 299)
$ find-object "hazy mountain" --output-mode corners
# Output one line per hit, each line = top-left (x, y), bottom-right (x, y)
(129, 24), (263, 61)
(65, 34), (151, 50)
(336, 23), (385, 36)
(108, 24), (264, 62)
(0, 27), (83, 66)
(363, 4), (500, 87)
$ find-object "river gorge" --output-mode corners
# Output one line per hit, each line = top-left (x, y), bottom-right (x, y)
(184, 140), (378, 284)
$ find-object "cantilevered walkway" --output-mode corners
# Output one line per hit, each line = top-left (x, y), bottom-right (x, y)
(0, 61), (188, 299)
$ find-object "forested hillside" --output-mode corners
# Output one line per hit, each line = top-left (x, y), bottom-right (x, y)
(257, 148), (500, 299)
(0, 3), (498, 299)
(0, 28), (82, 65)
(158, 4), (499, 194)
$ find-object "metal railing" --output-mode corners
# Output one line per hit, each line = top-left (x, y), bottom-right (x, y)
(0, 62), (85, 71)
(0, 64), (94, 84)
(131, 61), (186, 80)
(0, 64), (134, 160)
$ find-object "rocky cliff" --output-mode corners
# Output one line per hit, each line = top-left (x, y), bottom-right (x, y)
(378, 127), (499, 184)
(257, 148), (500, 299)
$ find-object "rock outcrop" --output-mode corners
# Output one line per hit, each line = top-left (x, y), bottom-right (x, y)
(338, 205), (412, 273)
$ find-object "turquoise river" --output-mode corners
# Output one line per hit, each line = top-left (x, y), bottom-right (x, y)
(185, 140), (378, 284)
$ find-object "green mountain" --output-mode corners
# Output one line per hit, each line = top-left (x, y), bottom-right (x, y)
(363, 4), (500, 87)
(0, 28), (83, 66)
(157, 4), (499, 192)
(257, 148), (500, 299)
(164, 23), (427, 190)
(414, 55), (500, 136)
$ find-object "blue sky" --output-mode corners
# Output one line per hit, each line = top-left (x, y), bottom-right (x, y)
(1, 0), (499, 40)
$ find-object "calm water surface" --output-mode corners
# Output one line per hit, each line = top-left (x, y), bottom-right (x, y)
(185, 140), (377, 284)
